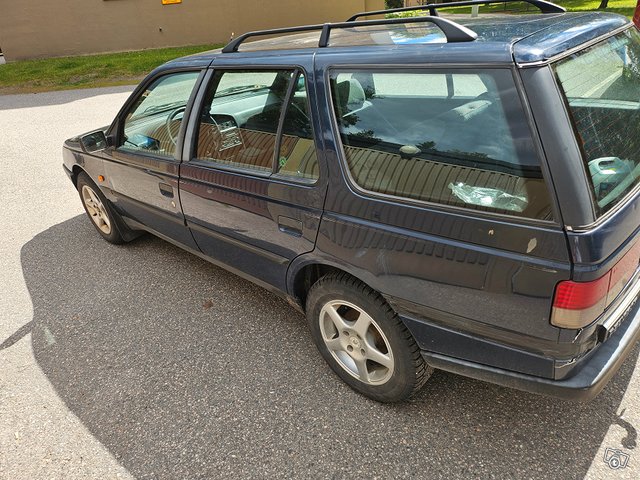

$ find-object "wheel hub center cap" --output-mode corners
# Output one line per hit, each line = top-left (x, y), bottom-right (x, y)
(350, 337), (360, 347)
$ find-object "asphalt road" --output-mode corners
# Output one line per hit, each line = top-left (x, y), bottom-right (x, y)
(1, 87), (640, 480)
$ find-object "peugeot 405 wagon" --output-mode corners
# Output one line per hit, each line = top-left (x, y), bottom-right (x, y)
(63, 0), (640, 402)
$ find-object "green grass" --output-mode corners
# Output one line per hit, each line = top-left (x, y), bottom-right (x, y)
(389, 0), (636, 18)
(0, 44), (223, 94)
(556, 0), (636, 18)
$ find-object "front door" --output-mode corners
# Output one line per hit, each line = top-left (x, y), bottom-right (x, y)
(179, 66), (327, 290)
(103, 70), (202, 248)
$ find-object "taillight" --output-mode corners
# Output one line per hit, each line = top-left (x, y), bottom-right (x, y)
(551, 274), (611, 328)
(634, 0), (640, 29)
(551, 241), (640, 329)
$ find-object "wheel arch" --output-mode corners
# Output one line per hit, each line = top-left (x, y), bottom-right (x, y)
(71, 164), (87, 188)
(75, 168), (141, 242)
(287, 257), (377, 312)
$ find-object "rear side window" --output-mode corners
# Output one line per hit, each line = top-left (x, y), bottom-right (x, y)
(553, 28), (640, 216)
(370, 72), (487, 98)
(329, 69), (553, 220)
(195, 69), (319, 182)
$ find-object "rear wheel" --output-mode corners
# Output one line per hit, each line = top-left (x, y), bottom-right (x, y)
(77, 172), (124, 244)
(306, 273), (432, 402)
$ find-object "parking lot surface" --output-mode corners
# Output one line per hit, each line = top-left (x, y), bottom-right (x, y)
(1, 87), (640, 479)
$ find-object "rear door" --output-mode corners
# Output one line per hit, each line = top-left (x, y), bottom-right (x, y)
(103, 69), (203, 248)
(179, 61), (327, 290)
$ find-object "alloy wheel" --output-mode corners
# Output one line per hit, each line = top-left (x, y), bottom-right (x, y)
(319, 300), (394, 385)
(81, 185), (112, 235)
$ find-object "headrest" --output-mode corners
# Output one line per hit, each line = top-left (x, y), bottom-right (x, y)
(336, 78), (366, 114)
(447, 100), (492, 122)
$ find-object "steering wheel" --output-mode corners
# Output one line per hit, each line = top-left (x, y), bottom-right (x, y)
(166, 106), (186, 146)
(197, 113), (223, 158)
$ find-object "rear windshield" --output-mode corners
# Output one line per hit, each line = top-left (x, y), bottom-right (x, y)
(553, 28), (640, 216)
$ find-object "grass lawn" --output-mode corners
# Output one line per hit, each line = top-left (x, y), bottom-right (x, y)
(0, 44), (222, 94)
(390, 0), (636, 18)
(556, 0), (636, 17)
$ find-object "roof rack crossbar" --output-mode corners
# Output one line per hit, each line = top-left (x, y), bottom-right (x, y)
(346, 0), (566, 22)
(223, 24), (328, 53)
(222, 15), (477, 53)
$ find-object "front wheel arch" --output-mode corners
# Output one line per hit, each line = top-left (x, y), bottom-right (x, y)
(71, 164), (86, 188)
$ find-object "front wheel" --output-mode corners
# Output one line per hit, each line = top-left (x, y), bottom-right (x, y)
(306, 273), (432, 402)
(77, 172), (124, 244)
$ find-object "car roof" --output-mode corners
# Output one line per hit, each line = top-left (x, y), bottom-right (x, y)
(163, 11), (630, 70)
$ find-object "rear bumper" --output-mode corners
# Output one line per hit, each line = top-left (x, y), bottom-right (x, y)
(422, 298), (640, 401)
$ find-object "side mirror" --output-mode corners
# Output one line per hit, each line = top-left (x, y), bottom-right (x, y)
(80, 130), (108, 153)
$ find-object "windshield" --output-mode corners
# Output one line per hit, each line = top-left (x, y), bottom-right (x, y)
(553, 28), (640, 216)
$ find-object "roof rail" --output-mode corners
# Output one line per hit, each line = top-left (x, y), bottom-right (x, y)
(346, 0), (566, 22)
(222, 15), (477, 53)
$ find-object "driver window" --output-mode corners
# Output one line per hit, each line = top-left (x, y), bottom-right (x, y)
(118, 71), (200, 158)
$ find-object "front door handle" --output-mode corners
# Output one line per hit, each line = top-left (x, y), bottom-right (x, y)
(159, 183), (174, 198)
(278, 216), (303, 237)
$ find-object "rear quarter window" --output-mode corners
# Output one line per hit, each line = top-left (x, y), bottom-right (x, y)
(329, 69), (554, 220)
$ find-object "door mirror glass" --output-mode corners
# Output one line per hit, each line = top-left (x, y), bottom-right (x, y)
(80, 131), (108, 152)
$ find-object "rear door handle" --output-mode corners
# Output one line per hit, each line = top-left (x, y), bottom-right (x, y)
(278, 216), (303, 237)
(159, 183), (174, 198)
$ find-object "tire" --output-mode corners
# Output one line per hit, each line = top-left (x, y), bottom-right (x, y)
(306, 272), (432, 402)
(77, 172), (124, 244)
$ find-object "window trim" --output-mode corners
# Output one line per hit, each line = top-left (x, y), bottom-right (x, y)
(324, 64), (561, 227)
(187, 64), (321, 186)
(112, 67), (206, 162)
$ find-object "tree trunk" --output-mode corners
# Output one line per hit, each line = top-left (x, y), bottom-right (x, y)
(598, 0), (610, 9)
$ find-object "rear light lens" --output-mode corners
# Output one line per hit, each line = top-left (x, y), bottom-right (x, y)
(634, 0), (640, 29)
(552, 274), (611, 328)
(608, 241), (640, 301)
(551, 241), (640, 329)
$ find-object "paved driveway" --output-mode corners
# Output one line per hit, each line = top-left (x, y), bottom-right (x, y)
(1, 87), (640, 479)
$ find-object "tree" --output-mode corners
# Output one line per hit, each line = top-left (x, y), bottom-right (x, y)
(386, 0), (404, 8)
(599, 0), (609, 8)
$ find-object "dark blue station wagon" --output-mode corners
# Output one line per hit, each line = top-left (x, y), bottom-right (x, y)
(63, 0), (640, 402)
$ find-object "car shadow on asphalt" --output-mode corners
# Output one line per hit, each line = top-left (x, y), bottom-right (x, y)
(0, 86), (134, 111)
(17, 215), (640, 479)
